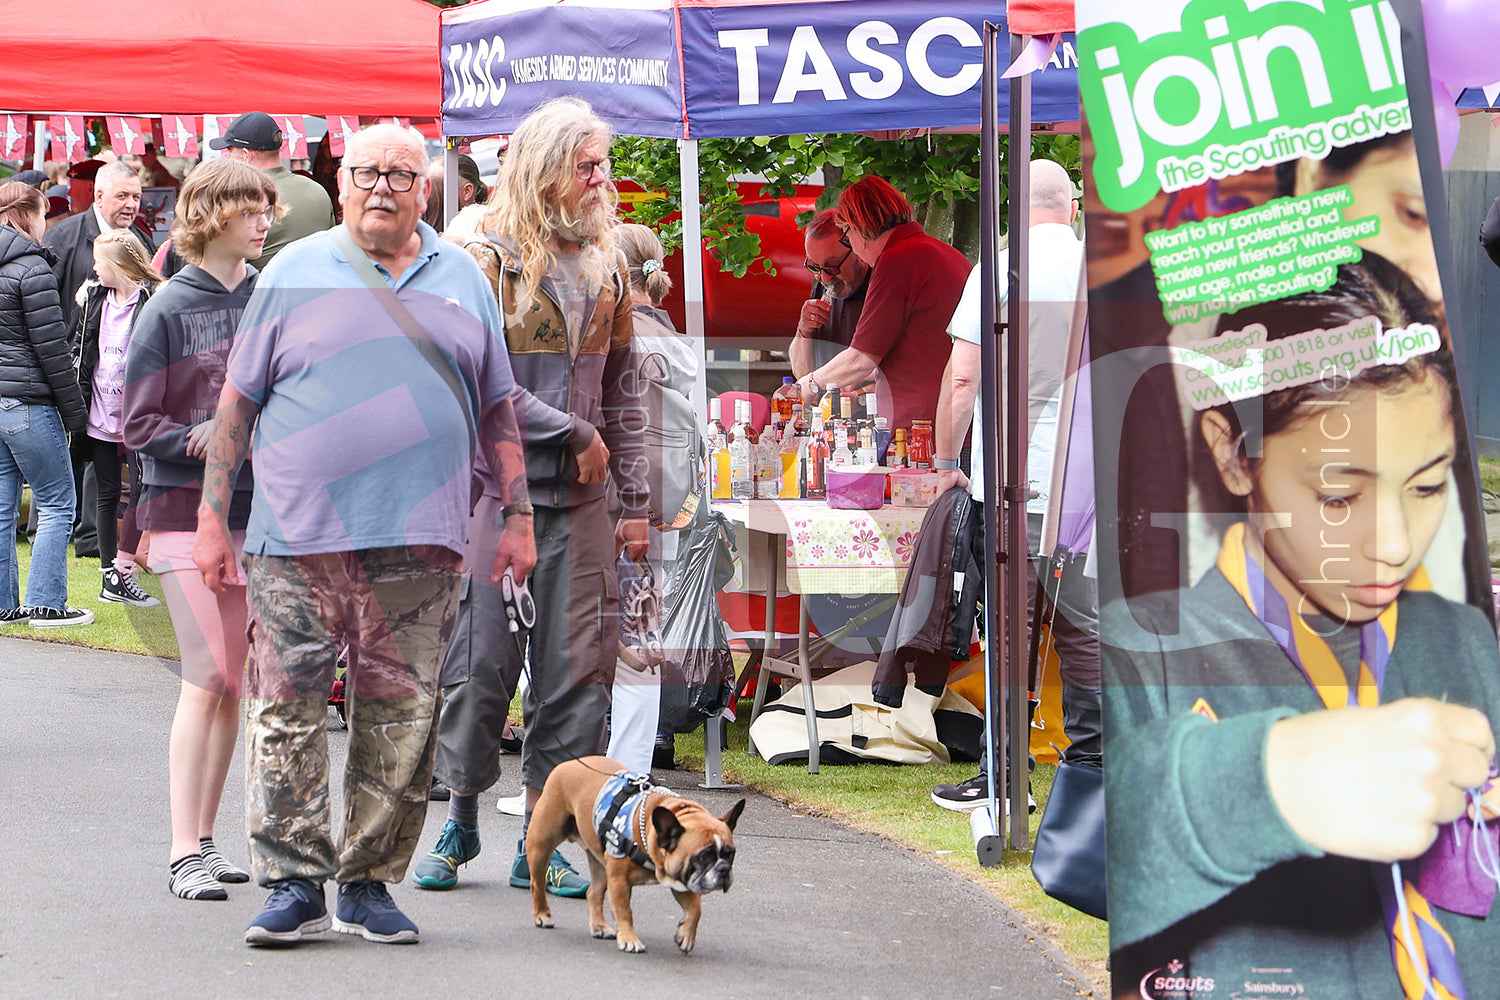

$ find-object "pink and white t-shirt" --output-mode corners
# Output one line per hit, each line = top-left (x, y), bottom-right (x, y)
(87, 287), (140, 443)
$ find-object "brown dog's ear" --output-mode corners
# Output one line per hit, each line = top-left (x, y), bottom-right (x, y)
(652, 806), (685, 852)
(721, 799), (746, 832)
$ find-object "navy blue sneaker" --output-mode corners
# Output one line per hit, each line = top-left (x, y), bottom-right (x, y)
(334, 880), (419, 944)
(244, 878), (330, 946)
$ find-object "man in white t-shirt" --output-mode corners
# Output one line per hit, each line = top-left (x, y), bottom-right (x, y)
(929, 159), (1101, 811)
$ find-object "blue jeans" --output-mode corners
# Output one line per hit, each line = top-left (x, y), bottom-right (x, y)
(0, 399), (75, 611)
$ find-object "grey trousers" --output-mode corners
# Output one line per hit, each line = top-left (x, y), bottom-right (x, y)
(435, 497), (616, 795)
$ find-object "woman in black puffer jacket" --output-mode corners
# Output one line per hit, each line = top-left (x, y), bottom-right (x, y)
(0, 181), (91, 628)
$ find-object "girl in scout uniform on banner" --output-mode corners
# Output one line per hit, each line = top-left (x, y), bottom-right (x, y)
(1103, 252), (1500, 999)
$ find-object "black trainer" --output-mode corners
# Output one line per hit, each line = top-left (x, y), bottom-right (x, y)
(100, 568), (162, 607)
(0, 607), (31, 627)
(931, 774), (1036, 813)
(334, 880), (419, 944)
(28, 605), (93, 629)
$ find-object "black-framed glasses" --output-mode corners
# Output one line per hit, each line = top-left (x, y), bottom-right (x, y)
(347, 166), (420, 192)
(804, 243), (854, 277)
(577, 157), (611, 181)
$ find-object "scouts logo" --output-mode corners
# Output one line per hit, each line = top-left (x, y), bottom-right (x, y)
(1140, 959), (1215, 999)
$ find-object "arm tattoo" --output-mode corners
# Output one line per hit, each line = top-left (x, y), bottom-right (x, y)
(198, 393), (259, 522)
(480, 395), (530, 509)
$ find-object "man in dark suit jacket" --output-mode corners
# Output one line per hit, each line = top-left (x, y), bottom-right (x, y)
(44, 160), (154, 330)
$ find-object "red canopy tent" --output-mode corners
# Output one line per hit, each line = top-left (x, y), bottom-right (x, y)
(0, 0), (441, 117)
(1007, 0), (1073, 35)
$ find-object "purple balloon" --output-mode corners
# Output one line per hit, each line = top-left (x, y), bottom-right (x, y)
(1431, 76), (1460, 167)
(1424, 0), (1500, 88)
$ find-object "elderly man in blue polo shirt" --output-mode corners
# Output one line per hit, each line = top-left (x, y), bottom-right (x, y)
(193, 123), (535, 948)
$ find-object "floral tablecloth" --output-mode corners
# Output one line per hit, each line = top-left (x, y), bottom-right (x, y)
(717, 500), (928, 594)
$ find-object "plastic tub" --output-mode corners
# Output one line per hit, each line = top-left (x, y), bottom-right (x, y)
(889, 468), (940, 507)
(826, 466), (887, 509)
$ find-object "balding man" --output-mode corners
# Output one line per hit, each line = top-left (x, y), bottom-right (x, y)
(194, 123), (534, 947)
(44, 160), (152, 330)
(922, 159), (1100, 810)
(211, 112), (335, 270)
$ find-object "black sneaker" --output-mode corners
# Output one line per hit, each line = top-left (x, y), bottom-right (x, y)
(499, 724), (524, 755)
(653, 731), (676, 770)
(0, 607), (31, 627)
(100, 568), (162, 607)
(334, 880), (419, 944)
(931, 774), (1037, 814)
(245, 878), (330, 946)
(28, 606), (93, 629)
(429, 774), (452, 801)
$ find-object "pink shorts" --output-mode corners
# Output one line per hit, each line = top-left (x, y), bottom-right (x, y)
(148, 530), (249, 693)
(147, 529), (246, 577)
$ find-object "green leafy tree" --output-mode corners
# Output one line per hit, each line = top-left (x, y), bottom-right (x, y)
(612, 132), (1080, 278)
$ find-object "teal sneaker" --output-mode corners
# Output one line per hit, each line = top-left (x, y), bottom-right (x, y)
(508, 837), (589, 898)
(411, 820), (480, 890)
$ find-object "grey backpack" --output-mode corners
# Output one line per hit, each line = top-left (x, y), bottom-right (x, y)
(635, 350), (704, 531)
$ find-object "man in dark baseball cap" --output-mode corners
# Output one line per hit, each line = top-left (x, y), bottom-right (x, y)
(209, 112), (283, 152)
(210, 112), (333, 269)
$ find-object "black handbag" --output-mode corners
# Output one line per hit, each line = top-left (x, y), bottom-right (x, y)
(1031, 760), (1107, 920)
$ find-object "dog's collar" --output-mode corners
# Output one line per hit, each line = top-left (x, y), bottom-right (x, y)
(593, 770), (663, 872)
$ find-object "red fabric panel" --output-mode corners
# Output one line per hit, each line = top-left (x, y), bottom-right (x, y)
(0, 0), (440, 118)
(718, 591), (805, 637)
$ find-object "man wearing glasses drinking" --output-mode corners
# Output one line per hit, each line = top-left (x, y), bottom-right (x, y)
(789, 209), (870, 378)
(797, 176), (969, 431)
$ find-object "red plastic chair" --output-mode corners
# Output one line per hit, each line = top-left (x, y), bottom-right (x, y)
(716, 391), (772, 433)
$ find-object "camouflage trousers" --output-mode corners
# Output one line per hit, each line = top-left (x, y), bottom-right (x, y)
(242, 545), (462, 887)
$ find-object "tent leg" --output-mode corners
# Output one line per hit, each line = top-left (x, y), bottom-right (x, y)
(443, 143), (459, 230)
(678, 139), (708, 421)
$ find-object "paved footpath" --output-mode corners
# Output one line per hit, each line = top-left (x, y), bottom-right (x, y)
(0, 637), (1097, 1000)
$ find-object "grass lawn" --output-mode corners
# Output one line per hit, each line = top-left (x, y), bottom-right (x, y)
(1481, 457), (1500, 497)
(673, 698), (1108, 990)
(12, 537), (178, 657)
(12, 539), (1108, 990)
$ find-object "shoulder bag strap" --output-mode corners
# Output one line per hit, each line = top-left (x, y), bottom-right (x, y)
(331, 225), (475, 455)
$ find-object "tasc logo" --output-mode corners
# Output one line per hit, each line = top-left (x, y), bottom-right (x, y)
(446, 35), (508, 111)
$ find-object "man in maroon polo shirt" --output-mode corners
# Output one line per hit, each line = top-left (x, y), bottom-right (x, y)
(797, 176), (969, 431)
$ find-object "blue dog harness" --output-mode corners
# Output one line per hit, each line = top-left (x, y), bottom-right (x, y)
(592, 770), (665, 872)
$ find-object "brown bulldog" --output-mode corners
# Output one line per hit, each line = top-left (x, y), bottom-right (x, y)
(527, 756), (745, 954)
